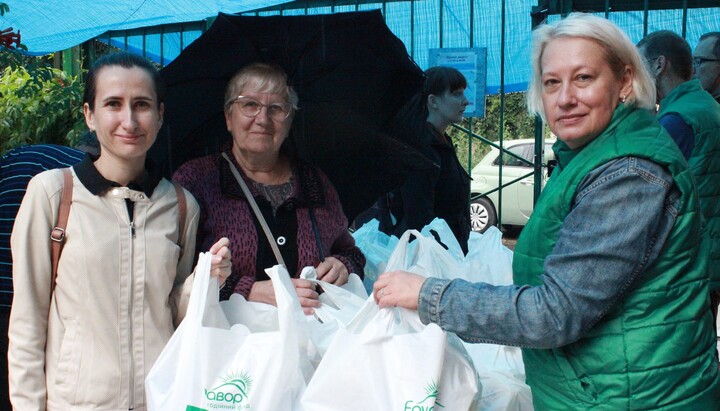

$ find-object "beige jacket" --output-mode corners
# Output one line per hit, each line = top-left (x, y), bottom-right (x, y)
(8, 167), (199, 410)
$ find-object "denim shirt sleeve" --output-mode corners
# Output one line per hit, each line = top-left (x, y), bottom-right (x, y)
(418, 156), (679, 348)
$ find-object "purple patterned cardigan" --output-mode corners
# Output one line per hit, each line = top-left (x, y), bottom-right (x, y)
(173, 151), (365, 300)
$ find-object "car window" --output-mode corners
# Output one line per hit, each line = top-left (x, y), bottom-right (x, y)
(492, 144), (531, 167)
(490, 141), (557, 167)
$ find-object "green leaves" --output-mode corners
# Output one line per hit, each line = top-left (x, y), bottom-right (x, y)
(1, 1), (85, 153)
(0, 52), (86, 154)
(449, 92), (549, 171)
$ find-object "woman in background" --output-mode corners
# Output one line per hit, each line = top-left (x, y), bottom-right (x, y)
(380, 66), (471, 253)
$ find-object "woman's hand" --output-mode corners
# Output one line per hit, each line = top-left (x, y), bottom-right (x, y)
(315, 256), (349, 285)
(373, 270), (425, 310)
(248, 280), (276, 305)
(292, 278), (321, 315)
(248, 278), (320, 315)
(209, 237), (231, 287)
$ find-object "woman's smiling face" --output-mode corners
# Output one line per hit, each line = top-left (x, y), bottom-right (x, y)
(83, 65), (163, 164)
(540, 37), (632, 149)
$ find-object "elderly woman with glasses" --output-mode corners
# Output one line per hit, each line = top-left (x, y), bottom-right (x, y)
(173, 63), (364, 314)
(373, 13), (720, 409)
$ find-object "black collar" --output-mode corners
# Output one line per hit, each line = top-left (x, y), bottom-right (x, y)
(73, 154), (161, 197)
(426, 122), (452, 147)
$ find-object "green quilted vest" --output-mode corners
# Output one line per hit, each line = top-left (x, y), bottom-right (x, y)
(513, 104), (720, 410)
(659, 79), (720, 289)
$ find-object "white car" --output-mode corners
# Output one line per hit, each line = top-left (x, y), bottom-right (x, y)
(469, 138), (556, 233)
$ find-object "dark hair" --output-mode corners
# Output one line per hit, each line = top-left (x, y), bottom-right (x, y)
(423, 66), (467, 99)
(390, 66), (467, 147)
(83, 52), (165, 110)
(637, 30), (693, 81)
(699, 32), (720, 58)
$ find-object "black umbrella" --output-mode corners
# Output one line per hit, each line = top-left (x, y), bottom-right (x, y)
(149, 10), (433, 223)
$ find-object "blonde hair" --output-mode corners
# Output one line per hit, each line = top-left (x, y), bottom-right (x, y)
(526, 13), (656, 120)
(224, 63), (299, 113)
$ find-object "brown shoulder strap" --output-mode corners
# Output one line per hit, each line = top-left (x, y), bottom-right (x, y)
(173, 182), (187, 246)
(50, 168), (73, 293)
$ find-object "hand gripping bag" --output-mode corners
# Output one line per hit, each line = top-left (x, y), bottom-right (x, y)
(302, 230), (480, 411)
(145, 254), (312, 411)
(298, 268), (369, 359)
(300, 267), (367, 326)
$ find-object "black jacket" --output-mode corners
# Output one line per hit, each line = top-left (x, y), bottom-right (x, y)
(387, 123), (471, 253)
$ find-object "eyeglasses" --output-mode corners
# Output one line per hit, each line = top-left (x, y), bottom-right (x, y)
(227, 96), (293, 121)
(693, 57), (720, 67)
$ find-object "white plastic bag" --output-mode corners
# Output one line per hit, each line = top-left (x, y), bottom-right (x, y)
(462, 226), (514, 286)
(460, 227), (533, 411)
(299, 268), (369, 359)
(302, 297), (479, 411)
(302, 230), (480, 411)
(420, 217), (465, 260)
(146, 254), (312, 411)
(386, 229), (463, 280)
(385, 229), (532, 411)
(300, 267), (367, 326)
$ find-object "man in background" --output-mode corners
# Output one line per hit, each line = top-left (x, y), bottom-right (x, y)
(694, 32), (720, 104)
(638, 30), (703, 159)
(638, 30), (720, 347)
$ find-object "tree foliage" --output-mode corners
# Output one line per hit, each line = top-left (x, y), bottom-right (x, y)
(0, 49), (86, 155)
(448, 92), (549, 171)
(0, 3), (86, 155)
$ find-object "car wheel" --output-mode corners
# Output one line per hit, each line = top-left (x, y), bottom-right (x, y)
(470, 197), (497, 233)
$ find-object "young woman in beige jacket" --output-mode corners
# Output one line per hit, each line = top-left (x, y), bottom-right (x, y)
(8, 52), (231, 411)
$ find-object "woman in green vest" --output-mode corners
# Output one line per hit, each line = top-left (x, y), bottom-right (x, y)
(373, 13), (720, 410)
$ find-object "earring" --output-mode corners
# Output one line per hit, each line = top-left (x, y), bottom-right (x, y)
(620, 95), (627, 103)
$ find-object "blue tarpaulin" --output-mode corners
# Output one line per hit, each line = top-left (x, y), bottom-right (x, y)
(0, 0), (289, 57)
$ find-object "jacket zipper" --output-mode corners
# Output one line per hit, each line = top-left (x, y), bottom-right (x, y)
(125, 198), (136, 409)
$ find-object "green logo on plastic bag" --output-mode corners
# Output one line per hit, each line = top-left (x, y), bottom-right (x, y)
(204, 370), (253, 410)
(403, 380), (445, 410)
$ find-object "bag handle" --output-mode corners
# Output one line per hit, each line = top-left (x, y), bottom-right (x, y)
(185, 252), (214, 325)
(384, 229), (424, 273)
(265, 264), (309, 352)
(50, 168), (73, 293)
(221, 152), (286, 268)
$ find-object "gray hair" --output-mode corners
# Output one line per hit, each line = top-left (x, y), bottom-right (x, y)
(526, 13), (656, 120)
